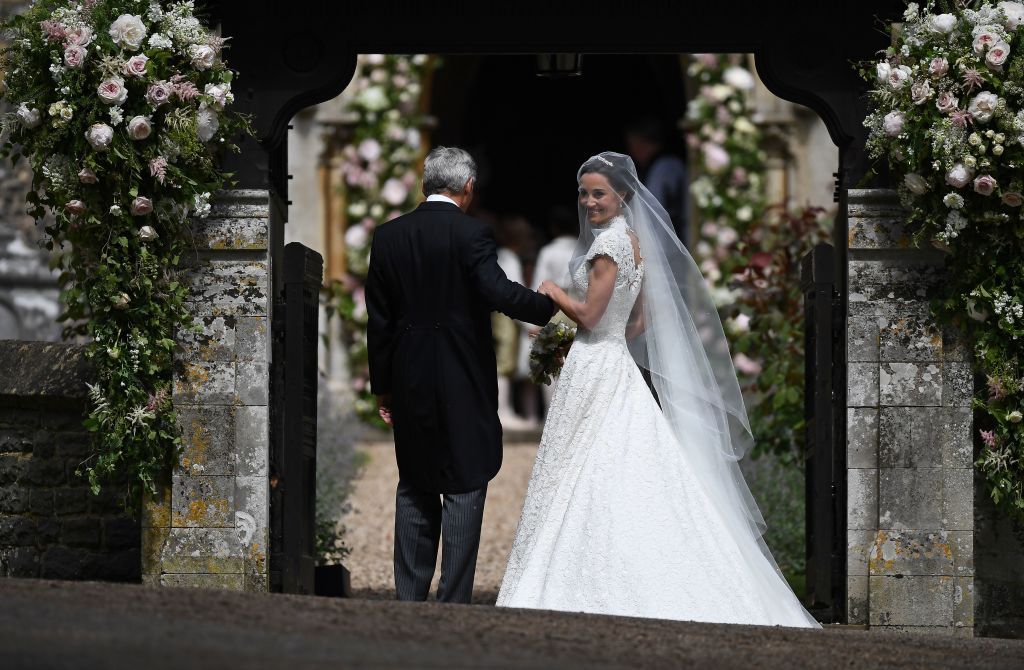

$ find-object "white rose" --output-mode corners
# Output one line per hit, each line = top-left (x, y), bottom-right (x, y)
(16, 103), (41, 128)
(108, 14), (147, 50)
(911, 80), (933, 105)
(723, 66), (755, 91)
(381, 178), (409, 206)
(888, 65), (912, 89)
(876, 61), (891, 83)
(78, 168), (97, 184)
(930, 13), (957, 33)
(936, 91), (958, 114)
(928, 57), (949, 77)
(66, 200), (86, 215)
(84, 123), (114, 150)
(1008, 410), (1024, 423)
(196, 104), (219, 142)
(344, 224), (369, 248)
(123, 54), (149, 78)
(203, 82), (233, 110)
(987, 42), (1011, 69)
(138, 226), (158, 242)
(904, 172), (929, 194)
(945, 163), (974, 189)
(999, 1), (1024, 29)
(189, 44), (217, 71)
(127, 115), (152, 140)
(64, 45), (86, 69)
(883, 111), (905, 136)
(357, 138), (381, 162)
(130, 196), (153, 216)
(969, 91), (1000, 123)
(357, 86), (388, 111)
(97, 77), (128, 105)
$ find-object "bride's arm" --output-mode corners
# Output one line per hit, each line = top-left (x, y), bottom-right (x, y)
(625, 288), (645, 340)
(540, 256), (617, 331)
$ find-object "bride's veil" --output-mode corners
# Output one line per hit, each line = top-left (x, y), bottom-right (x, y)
(573, 152), (818, 626)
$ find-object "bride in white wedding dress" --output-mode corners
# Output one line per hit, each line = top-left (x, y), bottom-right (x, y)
(495, 152), (820, 628)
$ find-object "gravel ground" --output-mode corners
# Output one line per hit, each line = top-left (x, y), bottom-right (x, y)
(2, 579), (1023, 669)
(342, 437), (539, 602)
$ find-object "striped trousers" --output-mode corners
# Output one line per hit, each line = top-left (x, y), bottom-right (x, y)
(394, 480), (488, 603)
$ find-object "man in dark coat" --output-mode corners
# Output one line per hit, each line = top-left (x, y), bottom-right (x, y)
(366, 146), (555, 603)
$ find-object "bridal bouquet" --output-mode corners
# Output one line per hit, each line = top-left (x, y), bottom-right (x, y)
(528, 321), (576, 386)
(861, 1), (1024, 519)
(0, 1), (250, 497)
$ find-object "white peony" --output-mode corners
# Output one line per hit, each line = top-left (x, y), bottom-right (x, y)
(930, 13), (957, 33)
(127, 115), (152, 140)
(16, 103), (41, 128)
(999, 1), (1024, 29)
(904, 172), (929, 194)
(196, 104), (219, 142)
(97, 77), (128, 106)
(108, 14), (147, 50)
(883, 111), (905, 136)
(969, 91), (1000, 123)
(84, 123), (114, 150)
(876, 62), (891, 83)
(189, 44), (217, 70)
(945, 163), (974, 189)
(723, 66), (755, 91)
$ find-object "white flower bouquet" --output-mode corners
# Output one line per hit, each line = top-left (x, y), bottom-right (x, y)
(528, 321), (576, 386)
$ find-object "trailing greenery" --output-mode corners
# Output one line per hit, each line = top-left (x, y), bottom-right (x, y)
(321, 53), (432, 426)
(0, 0), (250, 498)
(861, 0), (1024, 520)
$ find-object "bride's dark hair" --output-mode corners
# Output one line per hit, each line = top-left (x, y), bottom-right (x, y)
(578, 156), (635, 203)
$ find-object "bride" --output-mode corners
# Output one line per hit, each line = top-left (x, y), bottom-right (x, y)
(495, 152), (820, 628)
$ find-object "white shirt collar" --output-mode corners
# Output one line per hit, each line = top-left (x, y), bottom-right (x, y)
(426, 194), (459, 207)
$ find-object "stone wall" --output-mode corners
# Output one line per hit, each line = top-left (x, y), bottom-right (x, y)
(845, 189), (974, 635)
(0, 341), (140, 581)
(142, 190), (277, 591)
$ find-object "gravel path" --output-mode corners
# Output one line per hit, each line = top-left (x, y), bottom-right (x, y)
(3, 579), (1023, 669)
(342, 438), (539, 602)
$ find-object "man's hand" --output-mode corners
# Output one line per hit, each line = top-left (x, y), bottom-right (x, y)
(539, 280), (561, 317)
(377, 394), (393, 426)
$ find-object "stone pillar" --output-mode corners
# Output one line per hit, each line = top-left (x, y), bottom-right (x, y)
(143, 190), (280, 591)
(845, 189), (974, 635)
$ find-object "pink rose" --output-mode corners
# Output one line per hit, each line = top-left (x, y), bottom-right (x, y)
(127, 115), (152, 140)
(97, 77), (127, 106)
(84, 123), (114, 150)
(64, 25), (93, 46)
(66, 200), (86, 215)
(936, 91), (959, 114)
(130, 196), (153, 216)
(974, 174), (998, 195)
(123, 54), (149, 78)
(1002, 191), (1023, 206)
(701, 142), (730, 173)
(911, 80), (933, 105)
(987, 42), (1011, 70)
(888, 65), (912, 89)
(974, 30), (1000, 54)
(929, 57), (949, 77)
(78, 168), (97, 184)
(64, 45), (86, 69)
(146, 81), (172, 107)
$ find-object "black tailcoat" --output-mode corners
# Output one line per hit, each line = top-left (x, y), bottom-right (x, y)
(366, 201), (554, 493)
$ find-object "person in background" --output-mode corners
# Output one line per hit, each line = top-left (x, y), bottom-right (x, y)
(625, 116), (688, 245)
(529, 206), (579, 410)
(492, 217), (535, 431)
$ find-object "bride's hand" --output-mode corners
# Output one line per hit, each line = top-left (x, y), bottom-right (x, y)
(539, 280), (559, 297)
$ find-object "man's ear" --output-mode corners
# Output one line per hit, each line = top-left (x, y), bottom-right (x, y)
(464, 178), (475, 197)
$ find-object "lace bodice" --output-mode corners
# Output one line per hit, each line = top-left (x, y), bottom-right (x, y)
(571, 217), (644, 342)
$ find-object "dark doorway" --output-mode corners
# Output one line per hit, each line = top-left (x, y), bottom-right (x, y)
(429, 55), (688, 227)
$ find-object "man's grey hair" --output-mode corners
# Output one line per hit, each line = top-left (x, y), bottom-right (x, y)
(422, 146), (477, 196)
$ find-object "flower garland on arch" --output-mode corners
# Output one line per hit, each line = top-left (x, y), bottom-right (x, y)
(0, 1), (251, 498)
(322, 54), (431, 425)
(861, 0), (1024, 522)
(687, 54), (831, 462)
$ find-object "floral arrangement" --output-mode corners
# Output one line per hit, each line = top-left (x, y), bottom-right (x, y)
(861, 0), (1024, 520)
(528, 321), (576, 386)
(0, 1), (249, 497)
(686, 54), (832, 462)
(322, 53), (431, 425)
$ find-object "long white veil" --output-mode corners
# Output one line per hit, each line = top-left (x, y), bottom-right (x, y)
(573, 152), (819, 627)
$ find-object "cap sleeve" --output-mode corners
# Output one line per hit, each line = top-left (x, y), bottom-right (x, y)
(586, 229), (631, 268)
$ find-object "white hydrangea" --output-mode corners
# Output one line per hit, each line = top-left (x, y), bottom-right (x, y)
(109, 106), (123, 125)
(943, 192), (965, 209)
(148, 33), (173, 49)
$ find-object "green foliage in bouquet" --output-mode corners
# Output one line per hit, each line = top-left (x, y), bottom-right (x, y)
(0, 1), (251, 499)
(860, 0), (1024, 520)
(322, 54), (433, 427)
(528, 320), (577, 386)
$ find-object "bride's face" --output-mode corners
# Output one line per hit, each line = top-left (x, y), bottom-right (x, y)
(578, 173), (624, 227)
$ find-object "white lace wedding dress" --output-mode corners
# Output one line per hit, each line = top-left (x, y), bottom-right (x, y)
(495, 217), (817, 627)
